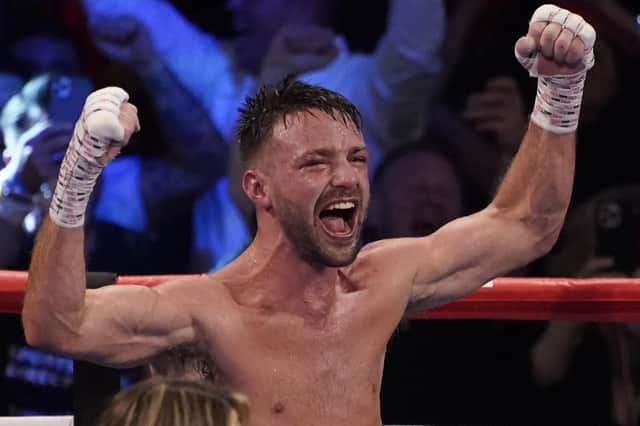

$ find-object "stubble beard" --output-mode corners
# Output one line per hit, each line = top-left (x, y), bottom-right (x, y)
(278, 197), (362, 267)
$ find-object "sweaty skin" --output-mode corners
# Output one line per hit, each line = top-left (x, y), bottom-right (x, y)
(147, 255), (407, 426)
(24, 11), (587, 426)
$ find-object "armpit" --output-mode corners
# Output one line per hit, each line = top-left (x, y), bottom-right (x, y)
(148, 344), (223, 384)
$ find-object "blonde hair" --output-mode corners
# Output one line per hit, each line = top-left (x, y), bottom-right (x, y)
(96, 378), (249, 426)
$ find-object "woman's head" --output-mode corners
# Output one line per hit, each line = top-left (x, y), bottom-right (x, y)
(96, 378), (249, 426)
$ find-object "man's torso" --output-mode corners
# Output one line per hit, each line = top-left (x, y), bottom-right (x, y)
(150, 249), (413, 425)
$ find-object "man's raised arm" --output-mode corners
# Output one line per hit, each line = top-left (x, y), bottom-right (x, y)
(22, 88), (196, 367)
(375, 5), (596, 312)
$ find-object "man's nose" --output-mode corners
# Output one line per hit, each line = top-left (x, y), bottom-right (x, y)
(331, 162), (358, 188)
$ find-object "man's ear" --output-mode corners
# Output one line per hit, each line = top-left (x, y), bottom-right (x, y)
(242, 169), (271, 210)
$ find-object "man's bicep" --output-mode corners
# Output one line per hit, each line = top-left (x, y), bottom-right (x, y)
(71, 283), (196, 367)
(407, 209), (540, 313)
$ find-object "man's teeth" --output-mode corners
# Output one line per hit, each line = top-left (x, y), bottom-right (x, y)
(326, 201), (355, 211)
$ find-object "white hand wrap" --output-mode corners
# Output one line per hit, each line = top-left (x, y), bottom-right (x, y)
(516, 4), (596, 134)
(49, 87), (129, 228)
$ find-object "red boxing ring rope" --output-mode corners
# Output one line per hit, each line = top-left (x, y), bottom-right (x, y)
(2, 270), (640, 322)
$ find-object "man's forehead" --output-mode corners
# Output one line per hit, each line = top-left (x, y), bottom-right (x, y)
(271, 110), (362, 146)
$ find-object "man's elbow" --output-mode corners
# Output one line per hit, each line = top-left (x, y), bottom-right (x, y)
(527, 215), (564, 260)
(492, 203), (566, 259)
(22, 309), (79, 354)
(22, 315), (58, 351)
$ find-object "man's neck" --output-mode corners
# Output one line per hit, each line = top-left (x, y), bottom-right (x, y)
(233, 229), (339, 320)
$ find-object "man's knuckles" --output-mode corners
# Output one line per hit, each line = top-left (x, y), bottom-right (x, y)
(539, 22), (563, 58)
(565, 40), (586, 65)
(80, 87), (132, 145)
(530, 4), (596, 52)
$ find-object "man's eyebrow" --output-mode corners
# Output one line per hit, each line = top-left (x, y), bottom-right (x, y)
(296, 147), (368, 161)
(297, 148), (333, 159)
(350, 146), (368, 155)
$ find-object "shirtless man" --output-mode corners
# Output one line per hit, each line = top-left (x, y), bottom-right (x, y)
(23, 5), (595, 426)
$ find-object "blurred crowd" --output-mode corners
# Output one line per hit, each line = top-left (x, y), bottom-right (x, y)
(0, 0), (639, 424)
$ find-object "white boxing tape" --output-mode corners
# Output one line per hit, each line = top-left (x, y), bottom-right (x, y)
(49, 87), (128, 227)
(547, 7), (571, 28)
(530, 5), (596, 50)
(531, 72), (586, 133)
(516, 4), (597, 133)
(517, 4), (596, 78)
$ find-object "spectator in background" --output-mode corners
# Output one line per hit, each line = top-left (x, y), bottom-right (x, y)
(9, 35), (81, 78)
(0, 74), (75, 267)
(0, 0), (88, 138)
(428, 1), (535, 201)
(0, 0), (226, 273)
(82, 21), (228, 274)
(0, 0), (222, 416)
(0, 8), (229, 412)
(571, 35), (629, 203)
(0, 75), (22, 119)
(0, 73), (81, 416)
(83, 0), (444, 164)
(80, 0), (446, 271)
(0, 7), (96, 414)
(96, 377), (249, 426)
(438, 0), (638, 205)
(531, 185), (640, 426)
(0, 67), (225, 413)
(365, 141), (467, 243)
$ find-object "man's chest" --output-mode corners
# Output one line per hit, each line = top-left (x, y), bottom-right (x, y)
(203, 305), (388, 411)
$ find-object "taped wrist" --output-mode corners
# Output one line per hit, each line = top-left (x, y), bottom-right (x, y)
(49, 87), (128, 227)
(531, 71), (586, 133)
(516, 4), (596, 134)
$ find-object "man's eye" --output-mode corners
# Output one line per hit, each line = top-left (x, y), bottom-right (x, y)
(352, 156), (368, 163)
(302, 160), (325, 168)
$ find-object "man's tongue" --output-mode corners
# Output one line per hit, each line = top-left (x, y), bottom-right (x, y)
(321, 216), (347, 234)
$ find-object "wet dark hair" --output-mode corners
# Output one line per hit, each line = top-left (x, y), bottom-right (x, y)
(235, 76), (361, 167)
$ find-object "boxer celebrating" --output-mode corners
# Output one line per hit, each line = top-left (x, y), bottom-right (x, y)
(24, 5), (595, 426)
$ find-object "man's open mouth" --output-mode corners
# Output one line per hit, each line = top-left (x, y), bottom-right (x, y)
(318, 200), (358, 239)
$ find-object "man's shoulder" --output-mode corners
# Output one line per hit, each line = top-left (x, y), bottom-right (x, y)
(347, 238), (420, 284)
(356, 237), (423, 261)
(152, 274), (228, 299)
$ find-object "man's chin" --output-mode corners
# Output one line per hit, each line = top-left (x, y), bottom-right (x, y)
(318, 244), (359, 267)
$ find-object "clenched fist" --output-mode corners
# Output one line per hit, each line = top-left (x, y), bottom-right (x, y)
(49, 87), (140, 227)
(516, 4), (595, 77)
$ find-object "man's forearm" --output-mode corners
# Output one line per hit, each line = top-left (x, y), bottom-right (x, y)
(492, 123), (575, 235)
(23, 87), (135, 350)
(23, 217), (87, 348)
(490, 5), (593, 229)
